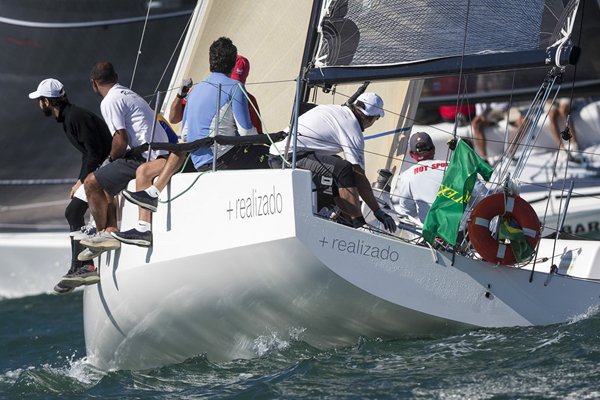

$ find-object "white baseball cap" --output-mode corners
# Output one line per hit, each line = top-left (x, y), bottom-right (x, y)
(356, 92), (385, 118)
(28, 78), (65, 99)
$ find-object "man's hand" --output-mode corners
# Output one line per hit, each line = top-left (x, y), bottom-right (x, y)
(177, 78), (193, 98)
(374, 208), (397, 233)
(70, 179), (83, 199)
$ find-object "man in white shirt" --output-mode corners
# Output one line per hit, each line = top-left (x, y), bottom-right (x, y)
(62, 61), (169, 287)
(394, 132), (486, 225)
(394, 132), (448, 224)
(268, 93), (396, 232)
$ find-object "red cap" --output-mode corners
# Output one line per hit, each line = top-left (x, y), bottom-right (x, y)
(231, 55), (250, 84)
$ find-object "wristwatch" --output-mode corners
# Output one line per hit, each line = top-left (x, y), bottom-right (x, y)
(108, 154), (113, 163)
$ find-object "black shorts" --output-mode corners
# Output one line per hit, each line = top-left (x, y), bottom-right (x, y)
(93, 155), (145, 197)
(268, 151), (356, 192)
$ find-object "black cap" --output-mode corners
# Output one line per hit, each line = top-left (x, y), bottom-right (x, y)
(409, 132), (434, 153)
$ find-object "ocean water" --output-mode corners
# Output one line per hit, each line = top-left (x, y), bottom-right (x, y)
(2, 292), (600, 399)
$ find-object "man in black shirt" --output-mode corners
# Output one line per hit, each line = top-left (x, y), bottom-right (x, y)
(29, 78), (112, 295)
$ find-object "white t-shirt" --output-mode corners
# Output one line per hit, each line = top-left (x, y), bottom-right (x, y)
(101, 84), (168, 160)
(394, 158), (488, 224)
(394, 159), (449, 223)
(270, 104), (365, 169)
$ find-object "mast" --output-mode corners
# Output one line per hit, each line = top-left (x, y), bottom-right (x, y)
(297, 0), (326, 103)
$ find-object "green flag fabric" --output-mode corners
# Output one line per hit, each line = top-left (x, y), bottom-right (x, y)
(422, 140), (494, 245)
(497, 216), (535, 263)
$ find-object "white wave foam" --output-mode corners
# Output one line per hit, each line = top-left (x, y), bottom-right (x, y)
(567, 303), (600, 325)
(253, 327), (306, 357)
(41, 354), (106, 385)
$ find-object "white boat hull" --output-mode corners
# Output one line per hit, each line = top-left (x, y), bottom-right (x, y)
(84, 169), (600, 370)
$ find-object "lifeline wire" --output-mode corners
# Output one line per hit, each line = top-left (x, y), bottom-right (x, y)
(130, 0), (153, 90)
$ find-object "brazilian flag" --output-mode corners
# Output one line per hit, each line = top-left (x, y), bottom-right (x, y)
(423, 140), (493, 245)
(498, 216), (535, 263)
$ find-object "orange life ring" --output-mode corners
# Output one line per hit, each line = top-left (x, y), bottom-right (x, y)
(467, 193), (541, 265)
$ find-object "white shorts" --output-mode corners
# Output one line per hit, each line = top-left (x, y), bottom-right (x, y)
(73, 183), (87, 202)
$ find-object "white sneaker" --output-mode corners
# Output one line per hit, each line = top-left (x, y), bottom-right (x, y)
(70, 225), (97, 241)
(81, 230), (121, 251)
(77, 247), (105, 261)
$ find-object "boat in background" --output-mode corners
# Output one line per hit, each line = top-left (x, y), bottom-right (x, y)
(0, 0), (195, 298)
(408, 98), (600, 237)
(0, 232), (70, 299)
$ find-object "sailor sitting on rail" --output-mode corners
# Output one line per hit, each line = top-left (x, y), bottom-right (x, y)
(268, 93), (396, 233)
(76, 62), (170, 270)
(393, 131), (487, 225)
(115, 37), (268, 247)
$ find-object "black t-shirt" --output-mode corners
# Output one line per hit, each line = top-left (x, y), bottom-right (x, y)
(57, 103), (112, 182)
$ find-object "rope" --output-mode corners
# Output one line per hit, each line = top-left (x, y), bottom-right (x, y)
(235, 83), (291, 167)
(130, 0), (153, 90)
(451, 0), (472, 146)
(153, 10), (195, 95)
(158, 171), (208, 204)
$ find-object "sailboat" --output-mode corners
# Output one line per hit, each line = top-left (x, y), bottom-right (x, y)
(83, 0), (600, 371)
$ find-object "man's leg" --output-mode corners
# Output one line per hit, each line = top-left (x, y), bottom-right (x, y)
(84, 173), (109, 232)
(136, 158), (167, 223)
(335, 186), (362, 219)
(548, 103), (562, 148)
(153, 151), (186, 192)
(81, 158), (141, 248)
(54, 198), (90, 295)
(472, 114), (489, 159)
(297, 153), (364, 223)
(105, 192), (118, 233)
(122, 152), (186, 212)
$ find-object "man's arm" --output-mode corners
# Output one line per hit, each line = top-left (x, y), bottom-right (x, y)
(169, 97), (185, 124)
(353, 165), (380, 212)
(169, 78), (193, 124)
(232, 83), (259, 136)
(110, 129), (128, 160)
(354, 164), (397, 232)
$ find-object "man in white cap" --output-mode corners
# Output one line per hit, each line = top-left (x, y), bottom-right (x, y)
(29, 78), (112, 295)
(268, 92), (396, 232)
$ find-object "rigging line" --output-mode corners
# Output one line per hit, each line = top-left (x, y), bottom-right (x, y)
(140, 78), (298, 101)
(452, 0), (472, 143)
(130, 0), (154, 90)
(503, 72), (518, 155)
(153, 10), (195, 95)
(566, 0), (586, 133)
(513, 77), (560, 179)
(493, 86), (545, 188)
(548, 142), (572, 273)
(307, 82), (536, 152)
